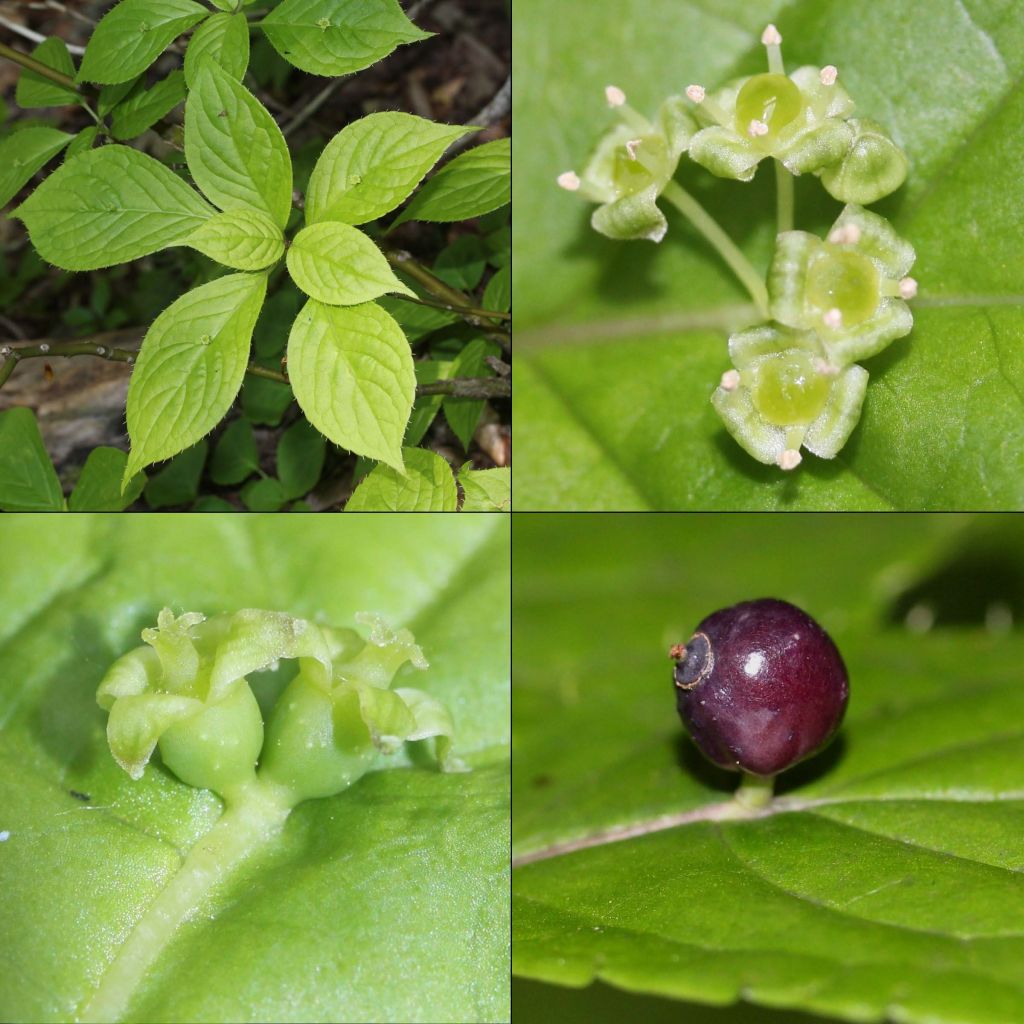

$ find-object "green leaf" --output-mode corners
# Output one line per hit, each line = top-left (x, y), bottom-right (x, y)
(276, 418), (325, 498)
(240, 474), (288, 510)
(15, 37), (77, 108)
(110, 70), (187, 141)
(193, 495), (235, 510)
(0, 127), (73, 208)
(405, 359), (452, 446)
(261, 0), (431, 78)
(346, 447), (458, 510)
(0, 514), (508, 1023)
(184, 12), (251, 88)
(69, 447), (146, 510)
(287, 299), (415, 471)
(305, 112), (473, 225)
(186, 208), (285, 270)
(434, 234), (488, 290)
(483, 265), (511, 313)
(512, 514), (1024, 1023)
(78, 0), (208, 85)
(209, 417), (260, 485)
(516, 0), (1024, 509)
(393, 138), (510, 228)
(0, 407), (63, 511)
(97, 78), (139, 116)
(14, 145), (215, 270)
(65, 126), (100, 160)
(459, 465), (510, 511)
(185, 58), (292, 228)
(287, 221), (415, 305)
(142, 440), (208, 507)
(443, 338), (492, 450)
(124, 272), (268, 481)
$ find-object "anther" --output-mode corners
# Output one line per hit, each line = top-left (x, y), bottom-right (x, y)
(813, 358), (840, 377)
(748, 119), (770, 138)
(823, 308), (843, 329)
(820, 65), (838, 86)
(777, 448), (802, 470)
(827, 224), (861, 245)
(761, 24), (782, 46)
(557, 170), (581, 191)
(605, 85), (626, 108)
(898, 276), (918, 299)
(685, 84), (705, 103)
(720, 369), (741, 391)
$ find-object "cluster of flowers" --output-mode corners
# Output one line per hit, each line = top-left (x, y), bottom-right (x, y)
(559, 25), (917, 470)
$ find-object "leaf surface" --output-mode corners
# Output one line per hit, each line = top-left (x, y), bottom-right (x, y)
(261, 0), (431, 77)
(184, 12), (250, 88)
(393, 138), (511, 227)
(306, 112), (473, 225)
(0, 127), (73, 208)
(15, 37), (77, 108)
(0, 514), (509, 1023)
(512, 514), (1024, 1023)
(0, 406), (63, 511)
(124, 272), (268, 480)
(459, 465), (511, 511)
(186, 208), (285, 270)
(514, 0), (1024, 509)
(287, 221), (415, 305)
(185, 59), (292, 228)
(286, 298), (415, 470)
(14, 145), (215, 270)
(68, 447), (146, 510)
(110, 70), (187, 141)
(78, 0), (208, 84)
(346, 447), (458, 511)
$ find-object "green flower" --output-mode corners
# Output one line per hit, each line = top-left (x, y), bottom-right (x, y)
(558, 86), (697, 241)
(686, 64), (856, 182)
(768, 203), (917, 365)
(712, 323), (869, 470)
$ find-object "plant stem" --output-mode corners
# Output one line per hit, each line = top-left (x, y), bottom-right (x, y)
(0, 41), (79, 91)
(77, 784), (292, 1023)
(403, 294), (511, 321)
(417, 376), (510, 399)
(774, 158), (794, 233)
(661, 179), (770, 317)
(734, 772), (775, 811)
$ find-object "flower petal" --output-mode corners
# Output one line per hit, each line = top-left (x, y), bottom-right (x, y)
(775, 118), (854, 175)
(803, 364), (869, 458)
(823, 297), (913, 365)
(591, 184), (667, 242)
(711, 379), (787, 465)
(768, 232), (821, 329)
(688, 125), (761, 182)
(819, 118), (908, 204)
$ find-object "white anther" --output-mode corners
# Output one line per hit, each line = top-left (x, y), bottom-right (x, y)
(39, 343), (50, 353)
(605, 85), (626, 108)
(819, 65), (838, 86)
(557, 170), (581, 191)
(625, 138), (641, 160)
(686, 84), (706, 103)
(719, 369), (741, 392)
(823, 308), (843, 329)
(813, 357), (840, 377)
(0, 830), (10, 842)
(761, 24), (782, 46)
(777, 448), (802, 471)
(748, 119), (770, 137)
(827, 223), (861, 245)
(898, 276), (918, 299)
(96, 346), (106, 355)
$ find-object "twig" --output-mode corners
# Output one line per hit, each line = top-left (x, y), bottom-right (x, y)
(0, 337), (506, 399)
(0, 39), (80, 90)
(446, 74), (511, 156)
(0, 11), (86, 54)
(403, 293), (511, 321)
(417, 376), (509, 399)
(282, 77), (343, 139)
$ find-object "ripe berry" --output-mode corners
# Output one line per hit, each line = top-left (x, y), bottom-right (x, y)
(671, 598), (848, 779)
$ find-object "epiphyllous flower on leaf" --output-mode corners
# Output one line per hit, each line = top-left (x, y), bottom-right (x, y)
(557, 86), (697, 242)
(711, 323), (869, 471)
(768, 203), (917, 365)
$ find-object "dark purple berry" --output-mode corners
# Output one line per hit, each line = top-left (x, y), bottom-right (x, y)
(671, 598), (848, 777)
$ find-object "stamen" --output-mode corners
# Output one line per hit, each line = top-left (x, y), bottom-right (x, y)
(720, 369), (741, 392)
(898, 276), (918, 299)
(748, 119), (770, 138)
(761, 24), (782, 46)
(685, 84), (706, 103)
(827, 223), (861, 245)
(823, 308), (843, 329)
(557, 171), (580, 191)
(777, 449), (802, 471)
(819, 65), (838, 86)
(605, 85), (626, 108)
(761, 24), (784, 74)
(813, 358), (840, 377)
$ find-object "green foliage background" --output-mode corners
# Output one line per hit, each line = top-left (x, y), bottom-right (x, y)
(514, 0), (1024, 509)
(513, 513), (1024, 1023)
(0, 513), (510, 1023)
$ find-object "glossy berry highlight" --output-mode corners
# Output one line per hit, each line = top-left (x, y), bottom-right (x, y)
(671, 598), (848, 778)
